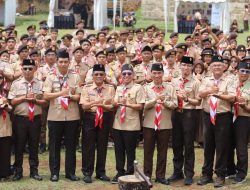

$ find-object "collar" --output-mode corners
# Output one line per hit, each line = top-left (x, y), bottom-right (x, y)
(123, 81), (134, 89)
(91, 82), (106, 90)
(179, 74), (192, 82)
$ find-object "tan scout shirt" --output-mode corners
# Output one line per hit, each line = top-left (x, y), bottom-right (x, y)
(80, 83), (115, 112)
(186, 46), (201, 61)
(43, 70), (81, 121)
(163, 64), (181, 81)
(0, 61), (14, 76)
(82, 53), (96, 68)
(11, 60), (22, 78)
(69, 59), (89, 84)
(199, 75), (235, 113)
(134, 62), (152, 84)
(0, 95), (12, 137)
(8, 78), (43, 116)
(232, 79), (250, 117)
(113, 82), (145, 131)
(143, 82), (178, 130)
(130, 40), (148, 55)
(172, 75), (200, 109)
(36, 64), (57, 81)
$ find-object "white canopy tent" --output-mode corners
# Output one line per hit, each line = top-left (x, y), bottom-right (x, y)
(0, 0), (16, 27)
(164, 0), (230, 34)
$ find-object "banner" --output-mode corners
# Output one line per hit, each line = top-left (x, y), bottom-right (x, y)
(211, 3), (221, 28)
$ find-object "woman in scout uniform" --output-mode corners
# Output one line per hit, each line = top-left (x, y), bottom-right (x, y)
(43, 49), (81, 182)
(111, 64), (145, 183)
(143, 63), (178, 185)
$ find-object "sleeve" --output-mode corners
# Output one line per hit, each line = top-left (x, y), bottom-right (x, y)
(79, 86), (89, 104)
(164, 85), (178, 109)
(194, 80), (201, 100)
(8, 83), (16, 99)
(85, 69), (93, 84)
(136, 86), (146, 104)
(42, 75), (53, 92)
(198, 78), (208, 93)
(144, 86), (156, 109)
(227, 80), (236, 96)
(114, 87), (120, 102)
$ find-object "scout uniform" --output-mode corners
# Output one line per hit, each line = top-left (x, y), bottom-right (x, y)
(169, 56), (200, 184)
(163, 49), (180, 82)
(197, 56), (235, 187)
(165, 32), (178, 51)
(185, 35), (201, 61)
(96, 31), (107, 51)
(80, 64), (115, 182)
(8, 59), (44, 181)
(143, 63), (178, 183)
(175, 43), (188, 66)
(231, 62), (250, 183)
(60, 34), (74, 59)
(112, 64), (145, 181)
(43, 50), (81, 181)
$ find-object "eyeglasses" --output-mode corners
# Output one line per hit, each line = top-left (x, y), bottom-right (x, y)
(93, 73), (104, 76)
(239, 69), (250, 74)
(23, 67), (34, 71)
(122, 72), (133, 76)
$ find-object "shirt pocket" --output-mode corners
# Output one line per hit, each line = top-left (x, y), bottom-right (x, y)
(127, 92), (136, 104)
(52, 82), (61, 92)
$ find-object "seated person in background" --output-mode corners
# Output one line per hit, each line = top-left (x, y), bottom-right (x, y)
(230, 20), (239, 33)
(123, 13), (134, 27)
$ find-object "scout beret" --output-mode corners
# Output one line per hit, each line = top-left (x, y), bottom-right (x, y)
(141, 45), (152, 53)
(27, 25), (36, 30)
(122, 64), (134, 72)
(184, 35), (192, 41)
(107, 35), (116, 42)
(27, 36), (37, 42)
(22, 59), (35, 66)
(40, 24), (49, 30)
(211, 55), (223, 63)
(76, 20), (84, 25)
(97, 31), (107, 37)
(76, 29), (85, 35)
(155, 30), (165, 37)
(215, 30), (223, 36)
(73, 46), (83, 54)
(170, 32), (178, 38)
(202, 37), (212, 43)
(17, 45), (28, 54)
(120, 30), (129, 35)
(6, 36), (16, 42)
(39, 20), (47, 26)
(175, 43), (187, 50)
(115, 46), (127, 53)
(106, 47), (115, 54)
(79, 38), (91, 45)
(50, 28), (58, 33)
(181, 56), (194, 65)
(57, 49), (69, 59)
(242, 56), (250, 62)
(151, 63), (163, 71)
(236, 45), (246, 52)
(165, 49), (176, 58)
(20, 34), (29, 41)
(237, 62), (250, 70)
(0, 50), (9, 56)
(45, 48), (57, 55)
(247, 36), (250, 42)
(135, 28), (144, 33)
(29, 49), (39, 56)
(61, 34), (73, 41)
(145, 25), (155, 31)
(95, 50), (107, 57)
(93, 64), (105, 72)
(100, 26), (110, 31)
(87, 34), (96, 39)
(151, 44), (164, 51)
(201, 48), (214, 56)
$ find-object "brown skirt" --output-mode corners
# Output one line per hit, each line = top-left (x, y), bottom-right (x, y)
(0, 136), (12, 178)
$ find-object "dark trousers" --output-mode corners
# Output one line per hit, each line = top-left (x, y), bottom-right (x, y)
(244, 20), (249, 31)
(143, 128), (171, 179)
(227, 114), (236, 175)
(0, 136), (12, 177)
(40, 106), (48, 145)
(13, 115), (41, 174)
(171, 110), (195, 178)
(82, 112), (112, 176)
(202, 112), (232, 178)
(48, 120), (79, 176)
(112, 129), (139, 176)
(234, 116), (250, 178)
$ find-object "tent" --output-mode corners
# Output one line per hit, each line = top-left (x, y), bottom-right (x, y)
(164, 0), (230, 34)
(0, 0), (16, 27)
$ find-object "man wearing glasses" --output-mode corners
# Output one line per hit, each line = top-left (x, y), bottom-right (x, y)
(8, 59), (46, 181)
(111, 64), (145, 183)
(80, 64), (115, 183)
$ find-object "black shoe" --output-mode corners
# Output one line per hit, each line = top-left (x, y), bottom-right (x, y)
(96, 174), (110, 181)
(39, 144), (46, 154)
(50, 175), (59, 182)
(155, 178), (170, 185)
(30, 173), (43, 181)
(184, 177), (193, 185)
(197, 175), (213, 185)
(232, 176), (246, 184)
(12, 173), (23, 181)
(66, 174), (80, 181)
(111, 174), (121, 184)
(214, 176), (225, 188)
(83, 175), (92, 183)
(168, 173), (184, 182)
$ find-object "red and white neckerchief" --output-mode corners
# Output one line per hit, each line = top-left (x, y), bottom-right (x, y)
(95, 87), (103, 128)
(120, 87), (128, 123)
(27, 82), (35, 121)
(136, 41), (143, 61)
(75, 64), (80, 74)
(209, 80), (219, 125)
(153, 85), (164, 130)
(185, 48), (190, 56)
(178, 78), (188, 110)
(233, 82), (243, 122)
(58, 73), (70, 110)
(0, 92), (7, 120)
(144, 64), (149, 77)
